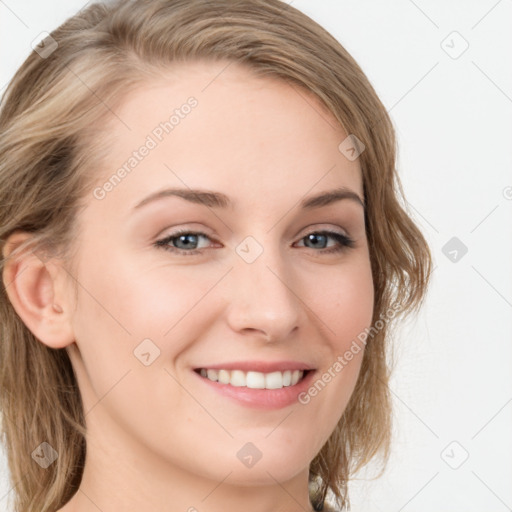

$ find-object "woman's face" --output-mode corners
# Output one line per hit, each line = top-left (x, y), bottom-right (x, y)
(64, 60), (373, 486)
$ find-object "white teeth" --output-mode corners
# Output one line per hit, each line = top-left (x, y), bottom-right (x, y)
(265, 371), (284, 389)
(206, 369), (218, 381)
(230, 370), (246, 387)
(199, 368), (305, 389)
(218, 369), (230, 384)
(246, 371), (266, 389)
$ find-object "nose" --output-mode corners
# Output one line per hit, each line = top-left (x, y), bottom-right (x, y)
(224, 244), (302, 343)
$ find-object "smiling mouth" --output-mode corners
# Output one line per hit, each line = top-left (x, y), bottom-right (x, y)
(194, 368), (311, 390)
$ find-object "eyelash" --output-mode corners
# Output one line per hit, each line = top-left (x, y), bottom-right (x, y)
(154, 229), (355, 256)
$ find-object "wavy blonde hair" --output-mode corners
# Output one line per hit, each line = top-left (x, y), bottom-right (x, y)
(0, 1), (432, 511)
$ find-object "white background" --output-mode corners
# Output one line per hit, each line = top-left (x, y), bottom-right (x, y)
(1, 1), (511, 511)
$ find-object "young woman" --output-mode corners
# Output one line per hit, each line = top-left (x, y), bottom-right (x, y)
(0, 1), (431, 511)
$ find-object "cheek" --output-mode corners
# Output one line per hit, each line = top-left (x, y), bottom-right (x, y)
(71, 250), (228, 368)
(68, 251), (228, 442)
(320, 257), (375, 349)
(296, 256), (373, 446)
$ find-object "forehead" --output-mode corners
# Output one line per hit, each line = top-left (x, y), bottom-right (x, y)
(87, 60), (363, 214)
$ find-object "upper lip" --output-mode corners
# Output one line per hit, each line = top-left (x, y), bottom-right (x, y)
(194, 361), (314, 373)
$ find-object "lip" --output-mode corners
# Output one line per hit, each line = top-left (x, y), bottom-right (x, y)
(192, 364), (316, 410)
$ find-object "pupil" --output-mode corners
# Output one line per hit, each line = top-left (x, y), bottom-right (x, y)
(176, 234), (197, 249)
(307, 233), (326, 248)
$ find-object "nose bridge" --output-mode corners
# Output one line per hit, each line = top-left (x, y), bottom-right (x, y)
(225, 236), (301, 340)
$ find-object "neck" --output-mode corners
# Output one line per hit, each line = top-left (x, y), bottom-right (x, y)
(57, 415), (315, 512)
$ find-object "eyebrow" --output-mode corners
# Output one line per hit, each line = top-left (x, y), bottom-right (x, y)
(132, 186), (365, 211)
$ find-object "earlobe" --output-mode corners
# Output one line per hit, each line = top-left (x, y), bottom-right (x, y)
(2, 232), (75, 349)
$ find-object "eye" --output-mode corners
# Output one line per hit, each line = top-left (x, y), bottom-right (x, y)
(153, 229), (354, 256)
(294, 230), (355, 254)
(154, 230), (214, 255)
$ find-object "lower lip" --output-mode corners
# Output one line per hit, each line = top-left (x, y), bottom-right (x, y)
(194, 370), (316, 409)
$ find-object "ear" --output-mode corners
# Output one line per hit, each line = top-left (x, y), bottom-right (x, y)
(2, 231), (75, 349)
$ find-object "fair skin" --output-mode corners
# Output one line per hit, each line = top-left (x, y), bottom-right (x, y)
(3, 61), (373, 512)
